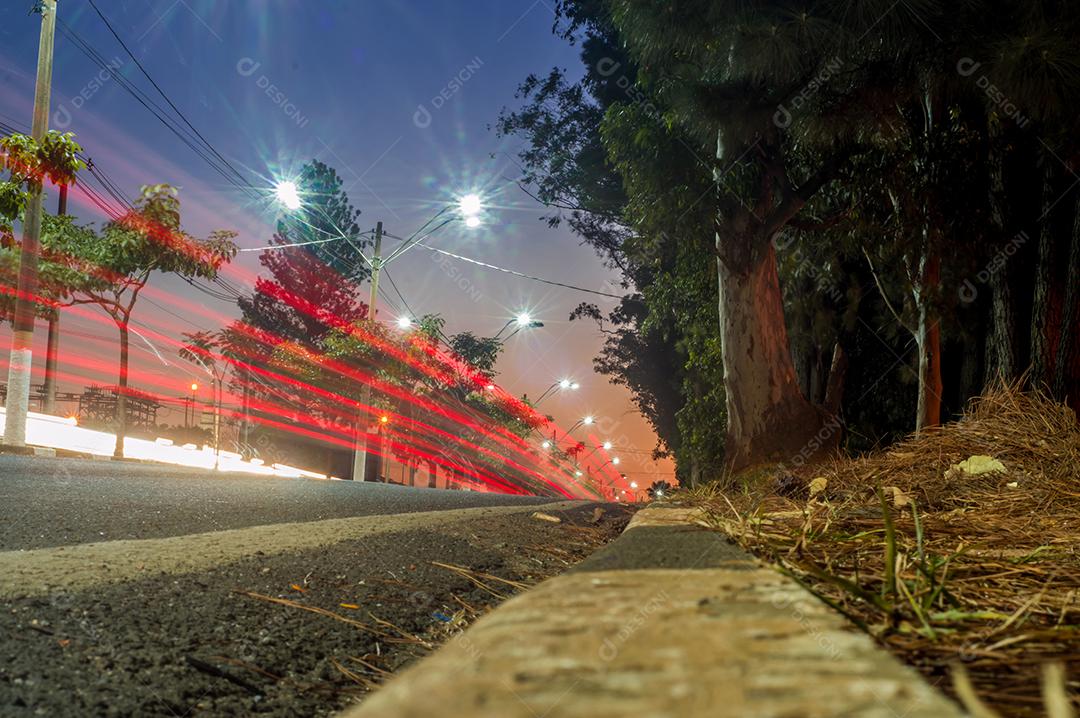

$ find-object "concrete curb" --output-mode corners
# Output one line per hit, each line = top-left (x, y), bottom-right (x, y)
(340, 505), (964, 718)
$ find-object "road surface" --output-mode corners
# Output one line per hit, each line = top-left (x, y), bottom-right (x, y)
(0, 456), (629, 717)
(0, 455), (557, 550)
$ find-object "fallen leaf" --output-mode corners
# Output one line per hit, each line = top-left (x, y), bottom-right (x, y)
(339, 603), (360, 610)
(531, 511), (561, 524)
(290, 583), (307, 593)
(946, 455), (1006, 478)
(886, 486), (911, 507)
(590, 507), (606, 524)
(58, 639), (70, 648)
(808, 477), (828, 498)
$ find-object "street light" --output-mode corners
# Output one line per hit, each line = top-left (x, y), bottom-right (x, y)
(273, 184), (486, 483)
(564, 415), (595, 434)
(581, 439), (614, 462)
(184, 382), (199, 429)
(458, 193), (483, 217)
(275, 180), (302, 210)
(494, 312), (544, 341)
(534, 377), (580, 406)
(396, 316), (413, 330)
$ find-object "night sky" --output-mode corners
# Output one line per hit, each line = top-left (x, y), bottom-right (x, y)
(0, 0), (673, 486)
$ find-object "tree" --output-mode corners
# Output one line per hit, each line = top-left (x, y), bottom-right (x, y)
(0, 130), (85, 414)
(179, 330), (236, 465)
(448, 331), (502, 378)
(499, 7), (720, 484)
(238, 160), (369, 349)
(57, 184), (236, 457)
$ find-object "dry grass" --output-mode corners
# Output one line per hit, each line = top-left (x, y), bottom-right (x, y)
(688, 387), (1080, 717)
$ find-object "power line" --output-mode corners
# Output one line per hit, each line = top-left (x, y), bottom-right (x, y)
(84, 0), (254, 193)
(55, 18), (257, 199)
(413, 242), (625, 299)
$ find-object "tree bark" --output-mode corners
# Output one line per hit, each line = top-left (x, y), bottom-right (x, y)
(915, 251), (942, 433)
(985, 127), (1017, 387)
(42, 310), (59, 414)
(1030, 164), (1058, 390)
(823, 343), (848, 419)
(717, 240), (831, 471)
(1053, 191), (1080, 400)
(113, 319), (129, 459)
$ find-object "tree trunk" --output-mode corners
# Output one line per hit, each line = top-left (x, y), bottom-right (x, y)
(113, 319), (129, 459)
(717, 240), (831, 471)
(985, 127), (1017, 388)
(822, 343), (848, 419)
(1053, 192), (1080, 400)
(915, 251), (942, 433)
(427, 461), (437, 488)
(1030, 165), (1058, 390)
(42, 310), (59, 414)
(987, 270), (1016, 386)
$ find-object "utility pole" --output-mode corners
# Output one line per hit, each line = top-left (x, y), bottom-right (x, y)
(4, 0), (57, 447)
(352, 221), (382, 481)
(42, 183), (65, 415)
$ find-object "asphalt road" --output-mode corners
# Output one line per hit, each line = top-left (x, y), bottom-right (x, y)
(0, 455), (555, 550)
(0, 456), (631, 717)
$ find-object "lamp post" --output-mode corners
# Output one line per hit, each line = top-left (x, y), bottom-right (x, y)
(494, 312), (543, 342)
(581, 439), (613, 462)
(273, 182), (484, 482)
(185, 383), (198, 429)
(533, 378), (579, 406)
(593, 456), (621, 501)
(563, 415), (595, 436)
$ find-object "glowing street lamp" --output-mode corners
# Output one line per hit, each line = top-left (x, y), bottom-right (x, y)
(582, 439), (614, 462)
(396, 316), (413, 330)
(565, 415), (595, 435)
(494, 312), (544, 341)
(270, 181), (492, 485)
(534, 377), (581, 406)
(541, 440), (552, 449)
(275, 180), (302, 211)
(458, 193), (483, 217)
